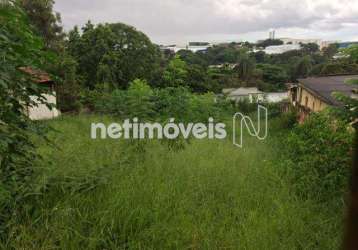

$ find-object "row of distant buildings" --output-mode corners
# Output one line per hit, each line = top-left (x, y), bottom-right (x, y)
(161, 39), (358, 56)
(160, 31), (358, 55)
(258, 38), (358, 55)
(259, 37), (337, 54)
(160, 42), (212, 53)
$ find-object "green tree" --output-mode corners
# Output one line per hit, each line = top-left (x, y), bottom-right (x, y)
(163, 55), (188, 87)
(66, 25), (82, 56)
(203, 45), (242, 65)
(252, 51), (266, 63)
(257, 39), (284, 48)
(343, 45), (358, 63)
(235, 55), (256, 82)
(322, 43), (339, 59)
(301, 43), (320, 54)
(153, 87), (191, 121)
(67, 22), (161, 89)
(207, 66), (239, 89)
(176, 50), (207, 67)
(55, 55), (82, 112)
(20, 0), (65, 52)
(294, 56), (313, 78)
(187, 65), (219, 93)
(313, 62), (358, 76)
(126, 79), (155, 119)
(257, 64), (288, 91)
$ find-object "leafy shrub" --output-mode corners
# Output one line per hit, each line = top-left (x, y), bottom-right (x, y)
(89, 80), (233, 123)
(284, 112), (353, 201)
(277, 111), (297, 129)
(125, 79), (155, 120)
(265, 103), (282, 118)
(153, 87), (192, 121)
(89, 79), (155, 119)
(80, 88), (105, 112)
(235, 99), (258, 114)
(0, 1), (52, 233)
(101, 89), (127, 116)
(55, 55), (83, 113)
(188, 92), (222, 122)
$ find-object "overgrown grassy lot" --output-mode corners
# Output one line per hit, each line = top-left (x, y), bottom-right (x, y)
(6, 115), (344, 249)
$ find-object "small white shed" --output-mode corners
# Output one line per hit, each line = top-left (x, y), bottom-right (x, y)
(264, 92), (289, 103)
(224, 87), (265, 103)
(223, 88), (289, 104)
(20, 67), (60, 120)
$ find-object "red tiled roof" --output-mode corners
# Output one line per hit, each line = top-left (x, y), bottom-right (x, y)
(18, 67), (53, 84)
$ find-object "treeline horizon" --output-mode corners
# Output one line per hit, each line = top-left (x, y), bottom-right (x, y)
(2, 0), (353, 113)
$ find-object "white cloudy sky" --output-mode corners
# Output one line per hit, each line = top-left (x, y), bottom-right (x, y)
(54, 0), (358, 45)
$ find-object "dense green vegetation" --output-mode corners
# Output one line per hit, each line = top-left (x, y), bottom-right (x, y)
(285, 111), (354, 200)
(89, 79), (232, 123)
(0, 0), (54, 235)
(0, 115), (345, 249)
(168, 41), (358, 93)
(256, 38), (284, 48)
(66, 22), (161, 90)
(1, 0), (357, 248)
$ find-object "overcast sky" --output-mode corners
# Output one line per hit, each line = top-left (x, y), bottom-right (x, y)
(54, 0), (358, 45)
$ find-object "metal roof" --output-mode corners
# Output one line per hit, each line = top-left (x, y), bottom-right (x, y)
(298, 75), (358, 105)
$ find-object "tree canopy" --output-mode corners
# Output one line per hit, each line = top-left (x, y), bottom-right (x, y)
(343, 45), (358, 63)
(67, 22), (161, 90)
(20, 0), (64, 52)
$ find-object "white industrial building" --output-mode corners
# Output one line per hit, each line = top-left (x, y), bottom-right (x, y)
(161, 43), (212, 53)
(263, 44), (301, 54)
(279, 38), (338, 50)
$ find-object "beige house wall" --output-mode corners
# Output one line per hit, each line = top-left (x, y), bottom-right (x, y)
(297, 87), (329, 112)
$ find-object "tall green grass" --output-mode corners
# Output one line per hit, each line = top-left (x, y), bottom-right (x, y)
(4, 115), (344, 249)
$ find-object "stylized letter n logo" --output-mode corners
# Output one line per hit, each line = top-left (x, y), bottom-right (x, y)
(233, 105), (268, 148)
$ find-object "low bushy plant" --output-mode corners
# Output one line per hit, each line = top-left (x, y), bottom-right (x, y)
(284, 111), (353, 201)
(235, 99), (257, 114)
(89, 80), (233, 122)
(188, 92), (221, 122)
(125, 79), (155, 120)
(277, 111), (297, 129)
(153, 87), (192, 121)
